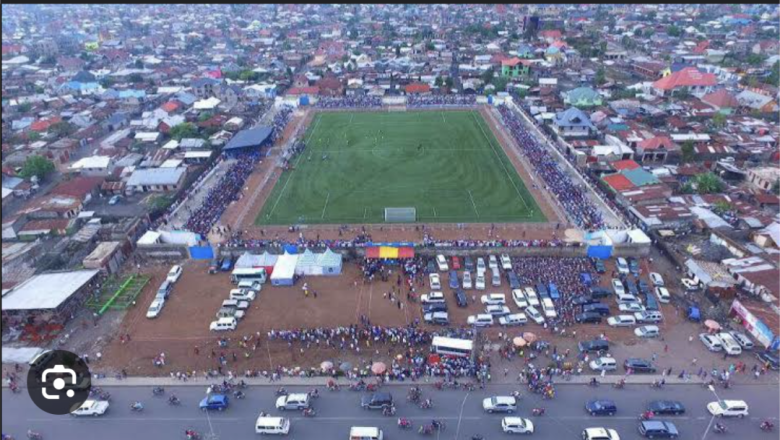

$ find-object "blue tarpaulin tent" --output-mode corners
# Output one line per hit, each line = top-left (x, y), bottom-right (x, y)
(283, 244), (298, 254)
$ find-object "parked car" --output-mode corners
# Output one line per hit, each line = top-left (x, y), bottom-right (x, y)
(476, 257), (486, 273)
(699, 333), (723, 352)
(717, 332), (742, 356)
(475, 273), (486, 290)
(275, 393), (310, 410)
(647, 401), (686, 415)
(481, 293), (506, 305)
(628, 258), (640, 276)
(616, 258), (629, 275)
(681, 278), (700, 291)
(166, 265), (183, 283)
(108, 195), (121, 205)
(586, 399), (617, 416)
(524, 287), (540, 306)
(156, 280), (173, 300)
(582, 303), (611, 317)
(618, 302), (645, 313)
(451, 256), (461, 270)
(467, 314), (494, 327)
(706, 400), (748, 418)
(436, 255), (449, 272)
(448, 270), (459, 289)
(506, 271), (521, 289)
(638, 421), (679, 439)
(593, 259), (606, 274)
(462, 271), (473, 289)
(482, 396), (517, 413)
(361, 392), (394, 410)
(488, 255), (499, 270)
(500, 254), (512, 271)
(422, 303), (448, 314)
(424, 311), (450, 326)
(756, 350), (779, 370)
(429, 273), (441, 290)
(229, 288), (256, 302)
(582, 427), (619, 440)
(498, 313), (527, 326)
(572, 295), (599, 307)
(525, 305), (545, 324)
(607, 315), (637, 327)
(220, 257), (233, 272)
(649, 272), (664, 287)
(485, 304), (511, 317)
(634, 325), (660, 338)
(511, 289), (528, 309)
(200, 394), (229, 411)
(729, 332), (754, 350)
(578, 339), (609, 353)
(576, 312), (603, 324)
(611, 279), (625, 295)
(453, 289), (468, 308)
(589, 357), (617, 372)
(637, 279), (651, 296)
(501, 417), (534, 434)
(635, 310), (663, 324)
(589, 287), (612, 299)
(654, 287), (671, 303)
(623, 358), (656, 373)
(146, 298), (165, 319)
(421, 291), (446, 304)
(464, 256), (475, 271)
(426, 259), (436, 273)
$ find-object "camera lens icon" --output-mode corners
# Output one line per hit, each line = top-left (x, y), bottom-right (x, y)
(27, 350), (91, 415)
(52, 378), (75, 398)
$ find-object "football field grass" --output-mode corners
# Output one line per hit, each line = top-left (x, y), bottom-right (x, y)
(256, 110), (546, 225)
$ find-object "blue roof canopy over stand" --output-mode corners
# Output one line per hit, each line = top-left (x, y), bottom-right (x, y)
(223, 126), (273, 151)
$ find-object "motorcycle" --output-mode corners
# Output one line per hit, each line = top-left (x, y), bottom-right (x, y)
(233, 391), (246, 400)
(130, 402), (144, 412)
(184, 430), (201, 440)
(588, 378), (600, 387)
(639, 411), (655, 421)
(532, 408), (545, 416)
(152, 387), (165, 396)
(511, 390), (522, 398)
(418, 425), (434, 436)
(348, 383), (365, 392)
(26, 431), (42, 440)
(613, 380), (625, 389)
(309, 388), (319, 399)
(398, 418), (412, 429)
(275, 387), (288, 396)
(713, 423), (727, 434)
(302, 408), (316, 417)
(99, 392), (111, 401)
(650, 381), (664, 389)
(472, 436), (485, 440)
(327, 382), (340, 391)
(2, 434), (16, 440)
(760, 421), (774, 432)
(419, 399), (433, 410)
(382, 405), (397, 416)
(236, 380), (247, 390)
(168, 396), (181, 406)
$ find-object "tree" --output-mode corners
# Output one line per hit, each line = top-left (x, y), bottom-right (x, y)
(147, 194), (173, 215)
(128, 73), (144, 83)
(20, 155), (55, 180)
(481, 67), (495, 85)
(594, 67), (606, 85)
(667, 25), (682, 37)
(444, 77), (454, 89)
(27, 131), (41, 142)
(746, 53), (766, 66)
(426, 42), (435, 51)
(712, 112), (727, 128)
(395, 45), (401, 57)
(491, 76), (510, 92)
(198, 112), (214, 123)
(49, 121), (76, 138)
(17, 102), (32, 113)
(712, 200), (732, 215)
(680, 140), (695, 163)
(134, 59), (144, 68)
(434, 76), (444, 87)
(764, 61), (780, 86)
(169, 122), (199, 141)
(694, 172), (724, 194)
(773, 179), (780, 195)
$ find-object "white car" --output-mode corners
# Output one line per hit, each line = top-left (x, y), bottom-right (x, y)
(499, 313), (528, 326)
(481, 293), (506, 305)
(511, 289), (528, 309)
(589, 357), (617, 372)
(524, 287), (540, 307)
(166, 265), (183, 283)
(488, 255), (499, 270)
(616, 258), (629, 275)
(699, 333), (723, 352)
(649, 272), (664, 287)
(582, 427), (620, 440)
(482, 396), (517, 413)
(475, 273), (486, 290)
(729, 331), (754, 350)
(485, 305), (511, 316)
(681, 278), (700, 291)
(611, 279), (625, 295)
(71, 400), (110, 417)
(436, 255), (449, 272)
(525, 305), (545, 324)
(607, 314), (636, 327)
(476, 257), (486, 273)
(717, 332), (742, 355)
(429, 273), (442, 290)
(500, 254), (512, 271)
(634, 325), (660, 338)
(462, 271), (473, 289)
(421, 291), (446, 304)
(275, 393), (310, 410)
(229, 288), (256, 302)
(541, 298), (557, 318)
(467, 314), (494, 327)
(654, 287), (671, 303)
(502, 417), (534, 434)
(707, 400), (749, 418)
(146, 298), (165, 319)
(618, 302), (644, 313)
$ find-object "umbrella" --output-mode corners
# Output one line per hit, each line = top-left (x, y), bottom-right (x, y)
(320, 361), (334, 371)
(396, 354), (404, 360)
(704, 320), (721, 331)
(522, 332), (538, 343)
(371, 362), (387, 375)
(513, 337), (527, 347)
(339, 362), (352, 372)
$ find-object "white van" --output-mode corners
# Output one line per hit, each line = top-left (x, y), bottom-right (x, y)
(524, 287), (540, 307)
(525, 305), (545, 324)
(237, 280), (262, 292)
(717, 332), (742, 356)
(349, 426), (383, 440)
(255, 416), (290, 435)
(491, 269), (501, 287)
(209, 317), (237, 331)
(589, 357), (617, 372)
(230, 288), (256, 302)
(616, 292), (638, 304)
(541, 298), (557, 318)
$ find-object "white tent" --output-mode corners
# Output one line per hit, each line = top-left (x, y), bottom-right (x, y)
(235, 252), (264, 269)
(270, 252), (298, 286)
(316, 248), (342, 276)
(295, 249), (319, 276)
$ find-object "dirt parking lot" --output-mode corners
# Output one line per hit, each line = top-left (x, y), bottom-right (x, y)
(98, 255), (717, 378)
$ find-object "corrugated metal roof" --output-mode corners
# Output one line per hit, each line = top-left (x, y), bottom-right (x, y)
(2, 269), (100, 311)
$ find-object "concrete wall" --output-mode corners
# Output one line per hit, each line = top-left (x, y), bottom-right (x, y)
(136, 244), (189, 260)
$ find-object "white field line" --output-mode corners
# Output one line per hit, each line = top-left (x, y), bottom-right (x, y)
(320, 191), (331, 219)
(467, 190), (480, 218)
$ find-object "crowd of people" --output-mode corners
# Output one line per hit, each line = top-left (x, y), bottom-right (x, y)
(183, 106), (295, 237)
(422, 233), (579, 249)
(497, 105), (605, 230)
(314, 96), (383, 109)
(407, 95), (477, 107)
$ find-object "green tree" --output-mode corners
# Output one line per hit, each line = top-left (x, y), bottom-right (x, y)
(712, 112), (726, 128)
(27, 131), (41, 142)
(128, 73), (144, 83)
(147, 194), (173, 215)
(17, 102), (32, 113)
(772, 179), (780, 195)
(134, 59), (144, 68)
(444, 77), (454, 89)
(712, 200), (732, 215)
(395, 45), (401, 57)
(491, 76), (510, 92)
(694, 172), (724, 194)
(764, 61), (780, 86)
(426, 42), (435, 51)
(481, 67), (495, 85)
(169, 122), (199, 141)
(198, 112), (214, 122)
(434, 76), (444, 87)
(49, 121), (76, 138)
(681, 140), (695, 163)
(594, 66), (606, 85)
(746, 53), (765, 66)
(20, 155), (55, 180)
(667, 25), (682, 37)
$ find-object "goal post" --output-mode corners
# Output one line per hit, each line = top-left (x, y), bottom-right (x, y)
(384, 207), (416, 223)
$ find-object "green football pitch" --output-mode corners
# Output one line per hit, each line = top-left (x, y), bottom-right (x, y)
(256, 110), (546, 225)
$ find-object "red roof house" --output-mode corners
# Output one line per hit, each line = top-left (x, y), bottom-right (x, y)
(405, 83), (431, 94)
(603, 173), (636, 192)
(612, 159), (641, 171)
(702, 89), (739, 110)
(652, 67), (717, 95)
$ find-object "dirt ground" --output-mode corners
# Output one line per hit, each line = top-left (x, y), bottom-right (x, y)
(90, 253), (762, 379)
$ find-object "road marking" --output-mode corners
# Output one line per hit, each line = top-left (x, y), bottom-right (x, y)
(701, 414), (716, 440)
(320, 191), (331, 219)
(467, 190), (479, 218)
(454, 391), (470, 440)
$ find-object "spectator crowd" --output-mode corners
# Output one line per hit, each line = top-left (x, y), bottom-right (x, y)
(314, 96), (383, 109)
(407, 95), (477, 108)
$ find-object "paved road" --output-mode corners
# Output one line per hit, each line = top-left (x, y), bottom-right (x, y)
(3, 384), (778, 440)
